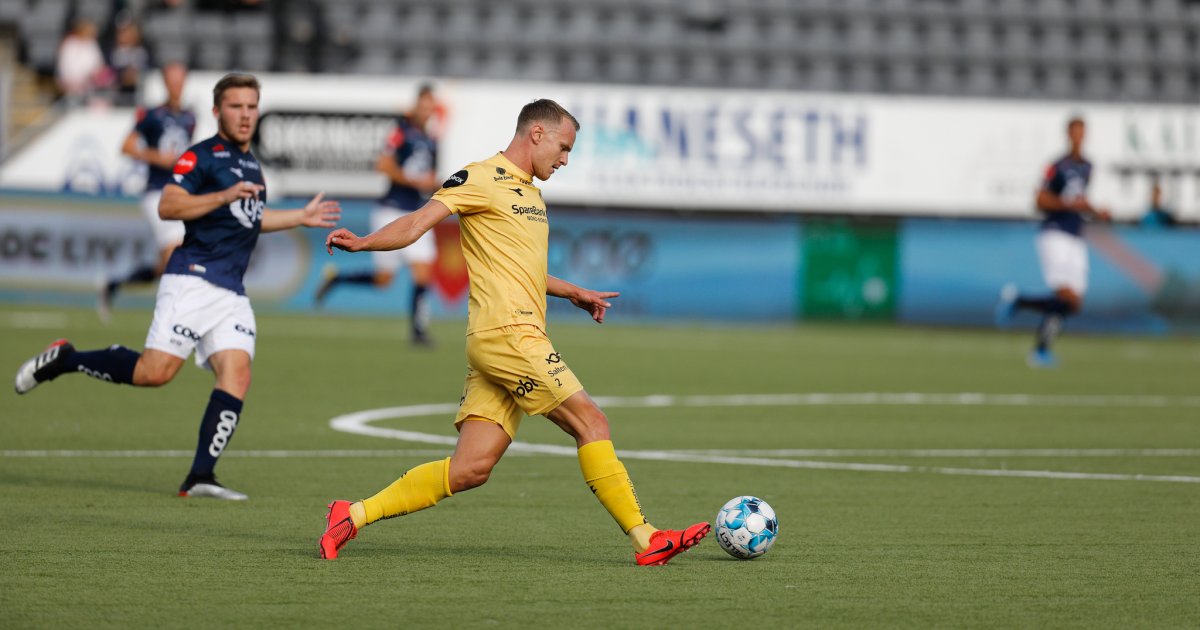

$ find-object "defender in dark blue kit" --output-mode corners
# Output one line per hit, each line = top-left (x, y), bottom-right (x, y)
(15, 73), (341, 500)
(99, 62), (196, 321)
(315, 84), (442, 346)
(997, 118), (1110, 368)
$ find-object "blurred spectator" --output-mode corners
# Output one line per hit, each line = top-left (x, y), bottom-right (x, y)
(56, 19), (112, 105)
(1140, 182), (1177, 228)
(110, 18), (150, 106)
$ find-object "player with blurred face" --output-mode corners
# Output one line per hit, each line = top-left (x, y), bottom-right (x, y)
(318, 99), (710, 566)
(100, 62), (195, 321)
(315, 85), (442, 347)
(997, 117), (1111, 367)
(15, 73), (341, 501)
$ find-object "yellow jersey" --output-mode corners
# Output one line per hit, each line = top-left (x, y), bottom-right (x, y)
(432, 152), (550, 335)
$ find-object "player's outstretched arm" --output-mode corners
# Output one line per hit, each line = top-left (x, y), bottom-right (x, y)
(121, 130), (179, 169)
(326, 199), (451, 255)
(261, 192), (342, 233)
(159, 181), (263, 221)
(547, 275), (619, 324)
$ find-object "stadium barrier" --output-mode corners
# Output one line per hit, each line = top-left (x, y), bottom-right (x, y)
(1, 191), (1195, 334)
(1, 73), (1198, 221)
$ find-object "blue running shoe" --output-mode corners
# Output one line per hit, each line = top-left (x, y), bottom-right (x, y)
(995, 283), (1018, 328)
(1026, 348), (1058, 369)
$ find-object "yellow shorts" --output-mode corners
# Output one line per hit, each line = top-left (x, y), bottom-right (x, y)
(454, 324), (584, 439)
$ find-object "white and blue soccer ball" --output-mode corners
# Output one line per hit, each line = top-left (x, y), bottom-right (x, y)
(714, 496), (778, 559)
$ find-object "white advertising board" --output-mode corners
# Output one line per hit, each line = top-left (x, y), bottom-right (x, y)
(2, 72), (1197, 221)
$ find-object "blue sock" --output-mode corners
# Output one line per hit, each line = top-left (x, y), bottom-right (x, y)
(337, 271), (376, 287)
(1036, 313), (1064, 352)
(63, 345), (140, 384)
(411, 283), (430, 339)
(188, 389), (244, 479)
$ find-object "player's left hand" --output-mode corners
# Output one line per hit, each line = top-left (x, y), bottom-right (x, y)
(302, 192), (342, 228)
(569, 289), (620, 324)
(326, 228), (362, 254)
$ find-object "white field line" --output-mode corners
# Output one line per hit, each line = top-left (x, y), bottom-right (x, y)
(8, 394), (1198, 483)
(673, 448), (1200, 457)
(4, 448), (1198, 459)
(320, 396), (1200, 484)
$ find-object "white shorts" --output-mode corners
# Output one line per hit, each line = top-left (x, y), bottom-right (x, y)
(140, 190), (186, 249)
(370, 205), (437, 272)
(144, 274), (257, 370)
(1036, 229), (1089, 296)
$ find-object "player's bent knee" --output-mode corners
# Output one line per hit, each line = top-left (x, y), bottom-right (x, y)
(449, 459), (494, 492)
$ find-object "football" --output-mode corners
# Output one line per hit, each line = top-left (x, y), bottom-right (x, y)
(714, 496), (778, 559)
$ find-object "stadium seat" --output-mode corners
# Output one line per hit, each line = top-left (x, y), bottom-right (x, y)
(725, 55), (760, 89)
(238, 42), (273, 72)
(606, 50), (641, 84)
(688, 53), (723, 87)
(353, 49), (394, 76)
(358, 5), (398, 45)
(442, 48), (477, 78)
(191, 13), (228, 45)
(0, 0), (23, 26)
(194, 40), (233, 70)
(396, 50), (435, 77)
(563, 51), (602, 82)
(153, 41), (190, 67)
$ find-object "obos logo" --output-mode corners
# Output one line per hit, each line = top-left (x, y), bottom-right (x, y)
(174, 151), (197, 175)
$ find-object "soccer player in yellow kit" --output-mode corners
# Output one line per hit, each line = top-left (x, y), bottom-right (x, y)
(319, 99), (709, 566)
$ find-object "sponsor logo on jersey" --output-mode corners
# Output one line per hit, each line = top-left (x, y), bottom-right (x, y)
(234, 323), (256, 338)
(545, 352), (561, 364)
(230, 198), (265, 229)
(174, 151), (197, 175)
(510, 187), (523, 196)
(230, 167), (244, 178)
(212, 143), (231, 158)
(442, 169), (468, 188)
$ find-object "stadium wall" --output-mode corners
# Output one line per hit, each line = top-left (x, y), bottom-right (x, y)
(1, 72), (1199, 221)
(1, 191), (1196, 334)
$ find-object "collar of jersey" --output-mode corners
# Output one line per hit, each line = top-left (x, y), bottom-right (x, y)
(492, 152), (533, 184)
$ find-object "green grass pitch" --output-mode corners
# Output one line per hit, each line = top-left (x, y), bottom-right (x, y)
(1, 305), (1198, 628)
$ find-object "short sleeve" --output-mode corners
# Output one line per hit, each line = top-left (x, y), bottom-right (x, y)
(431, 165), (490, 215)
(170, 150), (205, 194)
(1041, 163), (1064, 194)
(132, 107), (152, 139)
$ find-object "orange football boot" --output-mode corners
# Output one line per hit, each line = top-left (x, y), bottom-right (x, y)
(319, 500), (358, 560)
(635, 522), (711, 566)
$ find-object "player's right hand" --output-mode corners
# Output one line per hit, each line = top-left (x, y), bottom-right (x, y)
(326, 228), (362, 254)
(223, 181), (264, 204)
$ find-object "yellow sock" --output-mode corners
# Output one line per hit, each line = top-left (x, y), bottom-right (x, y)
(578, 440), (651, 546)
(358, 457), (453, 526)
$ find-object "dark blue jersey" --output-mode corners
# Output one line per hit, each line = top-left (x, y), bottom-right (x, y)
(133, 105), (196, 191)
(1039, 155), (1092, 236)
(379, 115), (437, 211)
(164, 135), (267, 295)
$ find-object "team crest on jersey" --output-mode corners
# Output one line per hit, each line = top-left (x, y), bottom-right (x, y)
(443, 169), (468, 188)
(174, 151), (197, 175)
